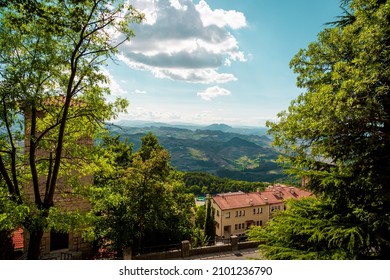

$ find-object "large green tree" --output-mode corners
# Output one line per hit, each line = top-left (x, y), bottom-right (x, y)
(0, 1), (143, 259)
(249, 0), (390, 259)
(86, 133), (195, 257)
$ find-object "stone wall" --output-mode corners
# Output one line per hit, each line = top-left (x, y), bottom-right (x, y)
(131, 237), (260, 260)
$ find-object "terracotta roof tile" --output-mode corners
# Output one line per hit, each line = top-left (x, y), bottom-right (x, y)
(212, 185), (312, 210)
(213, 192), (265, 210)
(12, 228), (24, 250)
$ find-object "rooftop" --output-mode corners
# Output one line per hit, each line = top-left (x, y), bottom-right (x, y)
(12, 227), (24, 250)
(212, 184), (312, 210)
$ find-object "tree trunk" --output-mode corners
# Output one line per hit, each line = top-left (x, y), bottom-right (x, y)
(27, 229), (44, 260)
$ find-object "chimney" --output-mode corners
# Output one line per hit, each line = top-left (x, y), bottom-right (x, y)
(289, 187), (295, 194)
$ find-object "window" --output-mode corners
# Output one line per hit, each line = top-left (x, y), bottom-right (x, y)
(225, 212), (230, 218)
(236, 210), (245, 217)
(254, 208), (263, 214)
(235, 224), (238, 230)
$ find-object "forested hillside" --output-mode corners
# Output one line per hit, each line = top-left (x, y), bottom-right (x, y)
(107, 123), (286, 182)
(182, 171), (269, 195)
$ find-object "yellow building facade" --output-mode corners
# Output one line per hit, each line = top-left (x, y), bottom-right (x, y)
(212, 185), (312, 239)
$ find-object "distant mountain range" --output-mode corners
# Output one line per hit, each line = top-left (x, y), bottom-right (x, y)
(107, 121), (286, 182)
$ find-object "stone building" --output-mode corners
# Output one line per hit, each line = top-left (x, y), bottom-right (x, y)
(22, 97), (93, 259)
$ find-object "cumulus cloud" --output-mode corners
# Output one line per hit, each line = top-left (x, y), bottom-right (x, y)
(118, 0), (247, 84)
(169, 0), (188, 11)
(195, 0), (246, 29)
(197, 86), (231, 101)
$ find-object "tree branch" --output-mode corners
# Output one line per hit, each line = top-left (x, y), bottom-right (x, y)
(29, 106), (42, 205)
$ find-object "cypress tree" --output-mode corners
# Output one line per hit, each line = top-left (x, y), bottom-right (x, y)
(204, 195), (215, 244)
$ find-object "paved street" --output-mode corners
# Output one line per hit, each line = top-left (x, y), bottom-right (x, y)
(183, 248), (264, 260)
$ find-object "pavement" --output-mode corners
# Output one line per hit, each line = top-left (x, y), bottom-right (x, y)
(182, 248), (264, 260)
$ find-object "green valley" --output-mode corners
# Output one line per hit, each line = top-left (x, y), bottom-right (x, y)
(107, 122), (286, 182)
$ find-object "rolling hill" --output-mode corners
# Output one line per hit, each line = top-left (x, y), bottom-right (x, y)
(107, 122), (286, 182)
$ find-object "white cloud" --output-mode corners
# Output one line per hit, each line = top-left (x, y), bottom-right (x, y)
(99, 68), (128, 98)
(197, 86), (231, 101)
(118, 53), (237, 84)
(115, 106), (270, 127)
(118, 0), (247, 84)
(134, 89), (147, 94)
(195, 0), (247, 29)
(121, 106), (183, 122)
(170, 0), (188, 11)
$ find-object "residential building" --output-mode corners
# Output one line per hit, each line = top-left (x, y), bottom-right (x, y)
(211, 185), (312, 238)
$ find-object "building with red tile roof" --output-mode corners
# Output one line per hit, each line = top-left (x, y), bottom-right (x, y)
(211, 184), (312, 238)
(12, 227), (24, 251)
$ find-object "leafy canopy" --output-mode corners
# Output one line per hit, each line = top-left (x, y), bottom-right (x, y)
(85, 133), (195, 257)
(0, 0), (143, 259)
(248, 0), (390, 259)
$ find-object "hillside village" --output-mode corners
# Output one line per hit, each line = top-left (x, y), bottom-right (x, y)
(6, 113), (308, 260)
(11, 180), (311, 260)
(8, 119), (311, 260)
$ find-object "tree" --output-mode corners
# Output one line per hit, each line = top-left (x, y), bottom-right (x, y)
(0, 1), (143, 259)
(86, 133), (195, 257)
(253, 0), (390, 259)
(204, 195), (215, 244)
(247, 197), (371, 259)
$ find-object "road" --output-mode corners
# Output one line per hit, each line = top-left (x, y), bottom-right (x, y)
(183, 248), (264, 260)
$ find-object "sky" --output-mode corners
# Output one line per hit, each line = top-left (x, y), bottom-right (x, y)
(105, 0), (342, 127)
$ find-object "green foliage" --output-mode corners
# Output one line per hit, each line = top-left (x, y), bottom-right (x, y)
(0, 184), (29, 232)
(247, 198), (372, 259)
(260, 0), (390, 259)
(183, 172), (268, 195)
(194, 204), (206, 229)
(0, 0), (143, 259)
(191, 227), (210, 248)
(86, 134), (195, 257)
(204, 196), (215, 244)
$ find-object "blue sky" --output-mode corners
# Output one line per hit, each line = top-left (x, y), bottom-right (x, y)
(105, 0), (342, 127)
